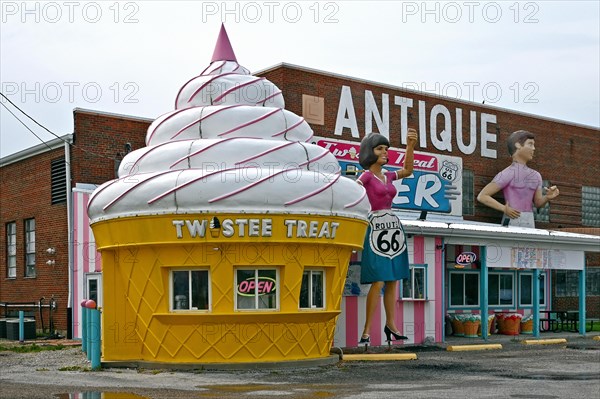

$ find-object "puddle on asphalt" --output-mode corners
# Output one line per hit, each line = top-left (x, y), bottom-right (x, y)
(197, 384), (335, 398)
(55, 393), (148, 399)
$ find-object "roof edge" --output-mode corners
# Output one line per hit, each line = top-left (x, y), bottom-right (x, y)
(0, 134), (73, 167)
(254, 62), (600, 131)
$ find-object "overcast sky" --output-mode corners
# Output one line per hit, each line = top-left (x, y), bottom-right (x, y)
(1, 0), (599, 158)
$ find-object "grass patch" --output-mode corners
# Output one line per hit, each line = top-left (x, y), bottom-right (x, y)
(0, 344), (65, 353)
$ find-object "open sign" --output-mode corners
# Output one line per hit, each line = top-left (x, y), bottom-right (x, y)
(456, 252), (477, 266)
(237, 277), (276, 297)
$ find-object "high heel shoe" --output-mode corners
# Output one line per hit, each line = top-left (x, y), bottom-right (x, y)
(384, 325), (408, 342)
(358, 334), (370, 345)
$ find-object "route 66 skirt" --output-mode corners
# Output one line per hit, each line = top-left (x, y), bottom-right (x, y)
(360, 210), (409, 284)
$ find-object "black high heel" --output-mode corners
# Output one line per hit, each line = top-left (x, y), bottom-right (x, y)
(384, 325), (408, 342)
(358, 335), (370, 345)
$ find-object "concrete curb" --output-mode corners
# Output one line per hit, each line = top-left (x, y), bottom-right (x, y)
(521, 338), (567, 345)
(446, 344), (503, 352)
(342, 353), (418, 361)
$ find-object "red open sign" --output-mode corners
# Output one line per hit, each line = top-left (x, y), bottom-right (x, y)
(456, 252), (477, 265)
(237, 277), (276, 296)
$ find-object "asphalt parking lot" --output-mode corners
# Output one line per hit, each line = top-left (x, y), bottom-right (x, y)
(1, 332), (599, 399)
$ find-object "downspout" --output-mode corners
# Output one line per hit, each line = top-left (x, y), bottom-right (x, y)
(65, 138), (73, 339)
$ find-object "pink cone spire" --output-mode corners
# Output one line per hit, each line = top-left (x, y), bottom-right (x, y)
(211, 24), (237, 63)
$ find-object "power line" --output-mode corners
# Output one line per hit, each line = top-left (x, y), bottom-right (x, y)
(0, 92), (124, 162)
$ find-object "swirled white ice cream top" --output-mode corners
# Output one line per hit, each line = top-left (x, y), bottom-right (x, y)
(88, 24), (370, 223)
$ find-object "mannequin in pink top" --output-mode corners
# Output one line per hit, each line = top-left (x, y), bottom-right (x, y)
(477, 130), (559, 228)
(356, 128), (418, 346)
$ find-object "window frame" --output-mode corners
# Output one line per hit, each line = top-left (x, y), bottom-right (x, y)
(234, 268), (279, 311)
(581, 185), (600, 227)
(6, 222), (16, 278)
(400, 264), (428, 300)
(518, 272), (547, 307)
(555, 270), (579, 297)
(170, 268), (211, 312)
(462, 169), (474, 216)
(448, 270), (480, 309)
(299, 268), (326, 310)
(24, 218), (35, 278)
(488, 271), (515, 307)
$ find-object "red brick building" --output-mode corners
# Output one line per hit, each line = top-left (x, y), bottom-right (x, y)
(1, 65), (599, 336)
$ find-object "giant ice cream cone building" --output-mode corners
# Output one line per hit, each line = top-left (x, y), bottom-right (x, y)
(88, 25), (369, 365)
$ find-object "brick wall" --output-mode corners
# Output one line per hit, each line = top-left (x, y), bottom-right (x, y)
(259, 65), (600, 229)
(0, 147), (69, 332)
(0, 110), (151, 334)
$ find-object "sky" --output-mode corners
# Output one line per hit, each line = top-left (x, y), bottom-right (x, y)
(1, 0), (599, 158)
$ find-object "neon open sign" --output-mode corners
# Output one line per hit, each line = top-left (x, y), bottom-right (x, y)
(237, 277), (276, 296)
(456, 252), (477, 265)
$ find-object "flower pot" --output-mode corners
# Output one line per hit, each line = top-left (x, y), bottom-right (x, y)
(478, 315), (495, 336)
(500, 314), (522, 335)
(451, 316), (465, 336)
(520, 319), (533, 334)
(464, 320), (481, 338)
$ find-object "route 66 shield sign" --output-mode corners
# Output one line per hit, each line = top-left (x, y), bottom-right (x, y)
(368, 212), (406, 259)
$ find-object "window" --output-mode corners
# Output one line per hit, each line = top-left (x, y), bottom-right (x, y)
(449, 271), (479, 307)
(587, 268), (600, 296)
(555, 270), (579, 297)
(86, 273), (103, 306)
(51, 158), (67, 204)
(488, 272), (514, 306)
(24, 218), (35, 278)
(6, 222), (16, 278)
(171, 270), (210, 311)
(235, 269), (278, 310)
(462, 169), (474, 215)
(299, 269), (324, 309)
(519, 273), (546, 307)
(401, 264), (427, 300)
(582, 186), (600, 227)
(534, 179), (550, 223)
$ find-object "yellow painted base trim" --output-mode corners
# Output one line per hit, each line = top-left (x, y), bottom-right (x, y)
(446, 344), (502, 352)
(343, 353), (417, 361)
(521, 339), (567, 345)
(593, 336), (600, 341)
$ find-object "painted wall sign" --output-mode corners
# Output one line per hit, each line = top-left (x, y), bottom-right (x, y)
(316, 137), (463, 215)
(333, 86), (499, 159)
(456, 252), (477, 265)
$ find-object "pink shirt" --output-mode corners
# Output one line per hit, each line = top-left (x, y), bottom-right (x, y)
(493, 162), (542, 212)
(358, 171), (397, 211)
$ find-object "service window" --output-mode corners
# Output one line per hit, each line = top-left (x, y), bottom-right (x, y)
(235, 268), (278, 310)
(401, 264), (427, 300)
(171, 269), (210, 311)
(519, 272), (546, 307)
(449, 271), (479, 308)
(300, 269), (325, 309)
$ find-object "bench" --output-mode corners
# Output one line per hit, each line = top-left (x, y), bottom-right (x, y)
(539, 318), (560, 332)
(586, 318), (600, 332)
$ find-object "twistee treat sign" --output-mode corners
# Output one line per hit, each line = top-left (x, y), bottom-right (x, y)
(368, 212), (406, 259)
(172, 217), (340, 240)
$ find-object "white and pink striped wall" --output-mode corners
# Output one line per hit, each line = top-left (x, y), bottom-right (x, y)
(72, 188), (102, 339)
(334, 236), (444, 347)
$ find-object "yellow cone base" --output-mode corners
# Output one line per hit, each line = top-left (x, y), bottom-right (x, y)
(343, 353), (417, 361)
(446, 344), (502, 351)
